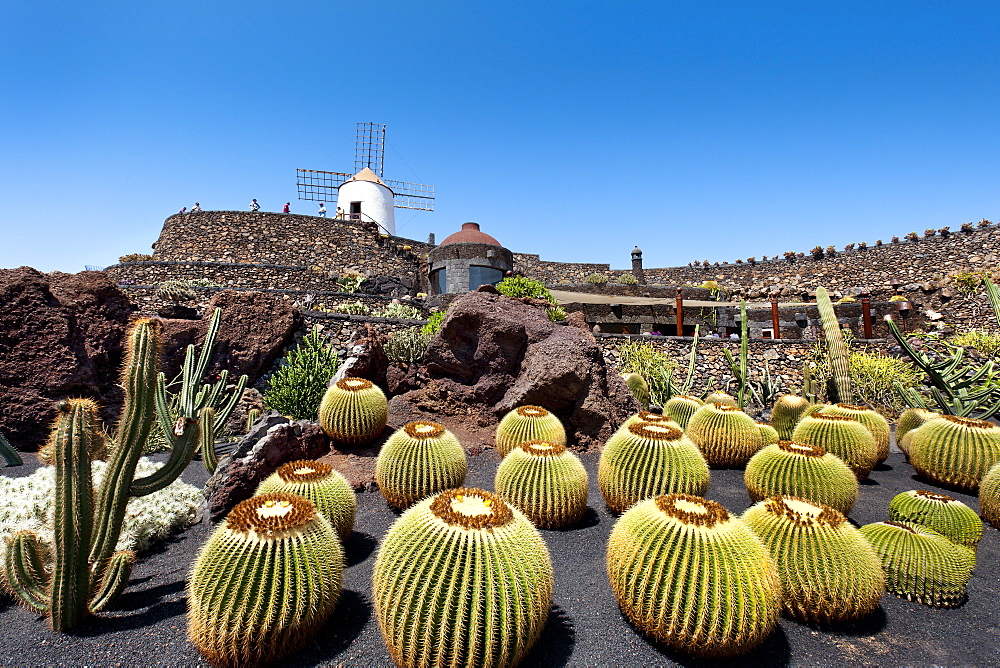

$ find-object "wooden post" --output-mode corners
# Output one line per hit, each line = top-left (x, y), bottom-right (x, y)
(861, 293), (873, 339)
(770, 293), (780, 339)
(675, 287), (684, 336)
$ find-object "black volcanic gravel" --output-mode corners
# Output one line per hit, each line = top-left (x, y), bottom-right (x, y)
(1, 445), (999, 667)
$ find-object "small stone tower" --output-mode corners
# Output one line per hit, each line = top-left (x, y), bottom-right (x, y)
(336, 167), (397, 235)
(631, 246), (646, 285)
(427, 223), (513, 294)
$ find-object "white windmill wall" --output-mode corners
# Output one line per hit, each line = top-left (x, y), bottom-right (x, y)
(336, 180), (396, 235)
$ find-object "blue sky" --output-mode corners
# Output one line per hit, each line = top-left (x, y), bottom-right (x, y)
(1, 1), (998, 273)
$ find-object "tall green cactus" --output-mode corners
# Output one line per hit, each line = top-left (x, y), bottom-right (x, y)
(816, 286), (854, 404)
(722, 301), (750, 409)
(0, 429), (22, 467)
(3, 319), (210, 631)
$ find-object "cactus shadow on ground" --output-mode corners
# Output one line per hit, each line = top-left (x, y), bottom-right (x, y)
(288, 589), (372, 666)
(521, 604), (576, 667)
(790, 604), (888, 637)
(543, 506), (601, 532)
(343, 531), (377, 567)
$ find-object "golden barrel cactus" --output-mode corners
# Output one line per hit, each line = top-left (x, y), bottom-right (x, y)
(888, 490), (982, 553)
(770, 394), (812, 441)
(318, 377), (387, 446)
(791, 413), (878, 479)
(686, 403), (764, 468)
(820, 403), (890, 464)
(375, 421), (467, 510)
(255, 460), (356, 541)
(744, 441), (858, 515)
(495, 405), (566, 457)
(662, 395), (704, 429)
(494, 440), (589, 529)
(907, 415), (1000, 491)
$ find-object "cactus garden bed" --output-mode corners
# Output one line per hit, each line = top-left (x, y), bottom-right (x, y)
(1, 445), (998, 665)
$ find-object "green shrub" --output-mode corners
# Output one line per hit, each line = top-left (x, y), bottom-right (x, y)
(336, 273), (366, 293)
(585, 273), (609, 284)
(155, 279), (198, 303)
(264, 328), (341, 420)
(616, 340), (675, 406)
(421, 310), (446, 336)
(334, 301), (371, 315)
(618, 273), (639, 285)
(952, 330), (1000, 358)
(496, 276), (566, 321)
(384, 327), (431, 364)
(849, 351), (922, 417)
(374, 303), (423, 320)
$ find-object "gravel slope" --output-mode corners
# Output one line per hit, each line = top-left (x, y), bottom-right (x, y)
(1, 448), (998, 666)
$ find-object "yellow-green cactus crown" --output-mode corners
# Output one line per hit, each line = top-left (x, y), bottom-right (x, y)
(429, 488), (514, 530)
(226, 492), (318, 535)
(277, 460), (333, 483)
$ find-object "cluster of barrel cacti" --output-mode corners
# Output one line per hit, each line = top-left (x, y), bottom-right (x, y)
(318, 377), (388, 445)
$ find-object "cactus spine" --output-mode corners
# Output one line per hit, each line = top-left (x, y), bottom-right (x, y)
(704, 391), (739, 408)
(686, 403), (764, 468)
(770, 395), (812, 441)
(495, 440), (588, 529)
(318, 377), (388, 445)
(906, 415), (1000, 491)
(757, 422), (780, 445)
(792, 413), (879, 479)
(256, 460), (356, 541)
(375, 421), (467, 509)
(888, 490), (982, 553)
(620, 410), (678, 431)
(188, 492), (343, 667)
(821, 403), (891, 464)
(372, 488), (553, 668)
(816, 286), (854, 403)
(621, 372), (650, 409)
(3, 319), (209, 631)
(859, 521), (974, 608)
(598, 422), (709, 512)
(661, 394), (703, 429)
(245, 407), (262, 433)
(744, 441), (858, 514)
(896, 408), (942, 453)
(495, 405), (567, 457)
(742, 496), (884, 624)
(607, 494), (780, 658)
(979, 462), (1000, 529)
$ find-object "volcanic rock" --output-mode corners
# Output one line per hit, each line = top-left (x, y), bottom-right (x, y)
(331, 324), (390, 392)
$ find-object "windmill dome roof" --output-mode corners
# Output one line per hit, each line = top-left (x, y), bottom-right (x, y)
(344, 167), (389, 187)
(440, 222), (502, 247)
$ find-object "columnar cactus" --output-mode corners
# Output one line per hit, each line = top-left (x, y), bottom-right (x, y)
(906, 415), (1000, 491)
(188, 492), (343, 667)
(598, 422), (709, 512)
(820, 403), (890, 464)
(607, 494), (781, 658)
(620, 410), (678, 430)
(372, 488), (553, 668)
(256, 460), (357, 541)
(888, 490), (982, 553)
(662, 394), (704, 429)
(770, 395), (812, 441)
(742, 496), (884, 624)
(375, 421), (467, 509)
(859, 521), (974, 608)
(621, 372), (650, 409)
(686, 403), (764, 468)
(791, 413), (879, 479)
(495, 405), (567, 457)
(744, 441), (858, 514)
(980, 463), (1000, 529)
(318, 377), (388, 446)
(757, 422), (780, 445)
(896, 408), (942, 456)
(494, 440), (589, 529)
(704, 391), (739, 408)
(0, 429), (22, 467)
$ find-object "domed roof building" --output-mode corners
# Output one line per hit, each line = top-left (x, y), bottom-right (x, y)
(427, 222), (513, 295)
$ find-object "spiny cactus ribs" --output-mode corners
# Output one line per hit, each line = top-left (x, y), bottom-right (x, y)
(686, 403), (764, 468)
(495, 439), (589, 529)
(744, 440), (858, 514)
(888, 490), (982, 552)
(770, 395), (812, 441)
(318, 377), (388, 446)
(375, 421), (467, 509)
(662, 395), (703, 429)
(256, 460), (357, 542)
(791, 412), (878, 479)
(495, 405), (567, 457)
(906, 415), (1000, 491)
(820, 403), (890, 464)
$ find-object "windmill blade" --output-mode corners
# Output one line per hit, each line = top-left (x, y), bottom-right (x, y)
(296, 168), (353, 202)
(386, 178), (435, 211)
(355, 122), (386, 176)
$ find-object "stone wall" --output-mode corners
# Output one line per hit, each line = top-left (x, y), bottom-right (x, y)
(512, 253), (616, 284)
(107, 260), (347, 293)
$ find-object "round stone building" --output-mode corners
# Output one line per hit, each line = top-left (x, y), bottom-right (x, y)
(427, 222), (513, 294)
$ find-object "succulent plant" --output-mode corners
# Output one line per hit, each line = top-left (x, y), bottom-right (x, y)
(896, 408), (942, 448)
(607, 493), (781, 658)
(495, 405), (567, 457)
(907, 415), (1000, 491)
(820, 403), (890, 464)
(686, 403), (764, 468)
(980, 463), (1000, 529)
(742, 496), (884, 623)
(791, 413), (879, 479)
(859, 521), (974, 608)
(318, 377), (388, 446)
(256, 460), (356, 541)
(372, 488), (553, 667)
(757, 422), (780, 445)
(375, 421), (468, 509)
(620, 410), (678, 431)
(888, 490), (982, 553)
(494, 440), (588, 529)
(188, 492), (343, 667)
(744, 441), (858, 514)
(770, 395), (812, 441)
(621, 372), (650, 409)
(661, 395), (703, 429)
(704, 391), (739, 408)
(598, 422), (709, 512)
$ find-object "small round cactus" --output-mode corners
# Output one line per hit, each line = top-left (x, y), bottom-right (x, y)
(372, 488), (553, 667)
(685, 403), (764, 468)
(980, 462), (1000, 529)
(704, 391), (739, 408)
(598, 422), (709, 512)
(375, 421), (467, 510)
(820, 403), (891, 464)
(318, 377), (387, 446)
(621, 372), (650, 409)
(896, 408), (943, 456)
(742, 496), (884, 624)
(859, 521), (974, 608)
(494, 440), (588, 529)
(607, 493), (781, 658)
(662, 395), (704, 429)
(907, 415), (1000, 491)
(888, 490), (982, 552)
(495, 405), (567, 457)
(255, 460), (356, 541)
(757, 422), (780, 445)
(620, 410), (678, 431)
(791, 413), (879, 479)
(188, 492), (343, 667)
(770, 395), (812, 441)
(744, 441), (858, 515)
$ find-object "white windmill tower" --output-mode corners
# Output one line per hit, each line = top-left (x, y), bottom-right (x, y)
(296, 123), (435, 236)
